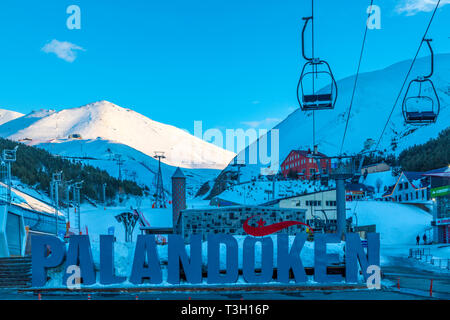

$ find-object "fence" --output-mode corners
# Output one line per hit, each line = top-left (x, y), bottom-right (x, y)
(409, 248), (450, 270)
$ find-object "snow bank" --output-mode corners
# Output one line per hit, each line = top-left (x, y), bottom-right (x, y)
(347, 201), (431, 245)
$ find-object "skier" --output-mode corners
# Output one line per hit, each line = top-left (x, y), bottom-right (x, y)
(416, 235), (420, 245)
(423, 234), (427, 245)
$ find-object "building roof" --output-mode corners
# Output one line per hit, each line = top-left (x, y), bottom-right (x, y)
(281, 149), (329, 166)
(293, 150), (328, 158)
(422, 166), (450, 178)
(403, 171), (425, 183)
(382, 170), (431, 197)
(361, 162), (389, 169)
(345, 183), (374, 193)
(172, 167), (185, 179)
(261, 188), (337, 206)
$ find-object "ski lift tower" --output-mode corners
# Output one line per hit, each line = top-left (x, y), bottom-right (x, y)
(329, 156), (356, 239)
(102, 183), (107, 206)
(73, 181), (83, 234)
(114, 154), (125, 181)
(51, 171), (62, 235)
(64, 180), (74, 227)
(3, 146), (18, 205)
(231, 158), (246, 184)
(153, 151), (166, 208)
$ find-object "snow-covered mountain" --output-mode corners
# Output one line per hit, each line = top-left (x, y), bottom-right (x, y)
(0, 101), (235, 169)
(0, 109), (23, 126)
(226, 53), (450, 179)
(37, 138), (220, 199)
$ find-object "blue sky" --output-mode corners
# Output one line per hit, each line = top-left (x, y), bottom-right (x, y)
(0, 0), (448, 134)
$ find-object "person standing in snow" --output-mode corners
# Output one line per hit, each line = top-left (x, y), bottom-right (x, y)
(423, 234), (427, 245)
(416, 235), (420, 245)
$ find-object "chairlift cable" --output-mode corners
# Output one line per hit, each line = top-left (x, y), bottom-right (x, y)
(374, 0), (441, 151)
(312, 0), (315, 148)
(339, 0), (374, 155)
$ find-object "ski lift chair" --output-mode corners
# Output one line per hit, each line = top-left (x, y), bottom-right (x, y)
(402, 78), (439, 125)
(297, 16), (338, 111)
(402, 39), (440, 125)
(298, 59), (337, 110)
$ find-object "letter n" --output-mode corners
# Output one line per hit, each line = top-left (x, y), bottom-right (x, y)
(168, 234), (202, 284)
(345, 233), (380, 282)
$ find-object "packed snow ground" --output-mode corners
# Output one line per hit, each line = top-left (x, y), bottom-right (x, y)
(347, 201), (432, 245)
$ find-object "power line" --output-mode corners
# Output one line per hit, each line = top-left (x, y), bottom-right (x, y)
(340, 0), (374, 155)
(374, 0), (441, 151)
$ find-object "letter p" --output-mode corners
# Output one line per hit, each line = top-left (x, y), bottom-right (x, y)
(31, 235), (66, 287)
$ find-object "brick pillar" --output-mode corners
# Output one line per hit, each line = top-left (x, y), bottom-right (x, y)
(171, 167), (186, 231)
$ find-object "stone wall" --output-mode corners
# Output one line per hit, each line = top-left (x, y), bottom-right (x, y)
(176, 206), (306, 241)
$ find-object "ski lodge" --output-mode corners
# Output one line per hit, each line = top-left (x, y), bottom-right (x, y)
(280, 147), (330, 180)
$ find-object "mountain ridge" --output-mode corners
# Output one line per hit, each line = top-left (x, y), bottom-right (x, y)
(0, 100), (235, 170)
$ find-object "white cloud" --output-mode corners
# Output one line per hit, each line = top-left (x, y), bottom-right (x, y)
(241, 117), (282, 128)
(396, 0), (450, 16)
(41, 39), (85, 62)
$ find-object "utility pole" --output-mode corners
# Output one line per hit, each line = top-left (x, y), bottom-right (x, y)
(231, 158), (245, 184)
(153, 151), (166, 208)
(272, 174), (278, 200)
(52, 171), (62, 236)
(102, 183), (107, 207)
(3, 146), (18, 205)
(114, 154), (125, 181)
(330, 156), (355, 239)
(64, 181), (74, 228)
(73, 181), (83, 234)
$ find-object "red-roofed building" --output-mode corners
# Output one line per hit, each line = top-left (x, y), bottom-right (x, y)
(280, 148), (330, 180)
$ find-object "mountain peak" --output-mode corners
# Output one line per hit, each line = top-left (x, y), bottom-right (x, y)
(84, 100), (122, 110)
(0, 101), (235, 169)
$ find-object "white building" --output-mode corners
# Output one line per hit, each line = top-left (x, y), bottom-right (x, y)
(382, 171), (430, 203)
(272, 189), (338, 231)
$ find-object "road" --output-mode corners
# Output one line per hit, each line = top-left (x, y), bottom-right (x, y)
(382, 256), (450, 299)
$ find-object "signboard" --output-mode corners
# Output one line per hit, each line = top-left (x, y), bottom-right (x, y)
(431, 185), (450, 198)
(30, 233), (380, 287)
(436, 218), (450, 226)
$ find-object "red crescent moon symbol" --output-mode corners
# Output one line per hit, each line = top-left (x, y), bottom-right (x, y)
(243, 216), (314, 237)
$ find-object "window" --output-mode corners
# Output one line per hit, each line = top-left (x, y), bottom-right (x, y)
(404, 182), (409, 189)
(422, 190), (424, 199)
(399, 183), (403, 191)
(416, 191), (418, 199)
(406, 194), (409, 201)
(310, 168), (316, 175)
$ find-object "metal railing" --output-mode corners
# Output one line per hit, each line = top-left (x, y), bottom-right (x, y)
(409, 248), (450, 270)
